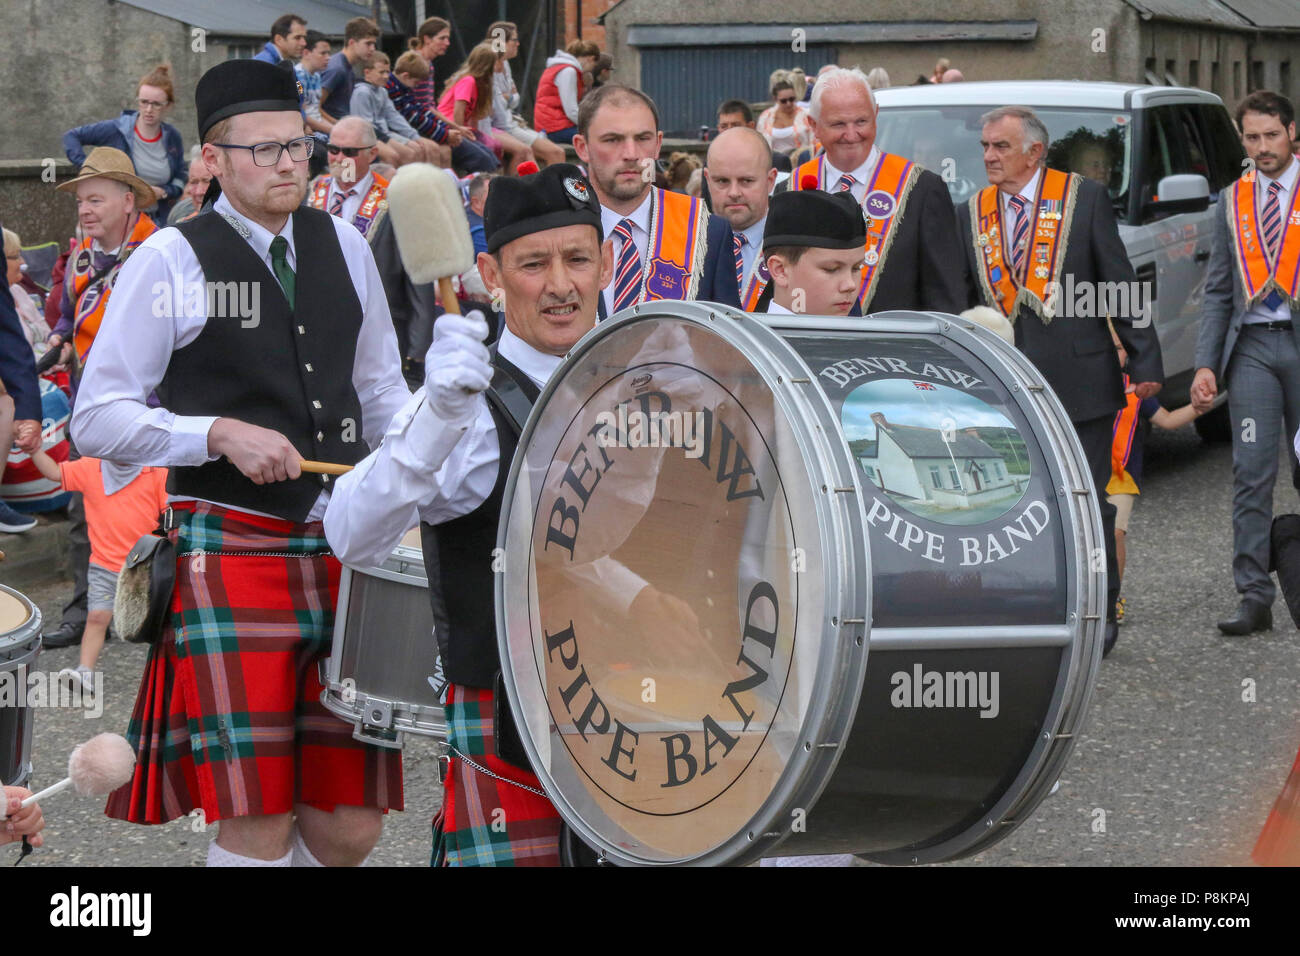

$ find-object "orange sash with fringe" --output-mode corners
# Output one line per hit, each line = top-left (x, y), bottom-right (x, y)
(790, 152), (920, 311)
(1229, 172), (1300, 310)
(632, 188), (709, 304)
(969, 168), (1079, 323)
(69, 213), (157, 360)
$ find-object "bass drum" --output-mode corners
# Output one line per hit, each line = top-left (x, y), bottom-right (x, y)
(497, 302), (1104, 866)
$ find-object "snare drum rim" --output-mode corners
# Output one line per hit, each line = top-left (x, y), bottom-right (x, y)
(495, 301), (872, 867)
(0, 584), (41, 788)
(0, 584), (41, 656)
(759, 311), (1103, 865)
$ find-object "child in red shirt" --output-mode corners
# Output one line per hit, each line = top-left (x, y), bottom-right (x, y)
(31, 449), (168, 694)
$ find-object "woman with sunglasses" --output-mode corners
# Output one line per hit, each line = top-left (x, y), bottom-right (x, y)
(756, 75), (817, 159)
(62, 65), (186, 221)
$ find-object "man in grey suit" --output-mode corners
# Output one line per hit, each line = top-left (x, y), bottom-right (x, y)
(1193, 91), (1300, 636)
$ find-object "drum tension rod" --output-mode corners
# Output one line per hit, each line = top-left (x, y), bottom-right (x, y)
(1053, 733), (1074, 739)
(1071, 489), (1091, 496)
(789, 377), (811, 384)
(1026, 384), (1045, 392)
(1082, 614), (1101, 621)
(833, 487), (855, 493)
(841, 618), (866, 624)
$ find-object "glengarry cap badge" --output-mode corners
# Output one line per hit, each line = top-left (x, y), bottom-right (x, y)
(564, 176), (590, 205)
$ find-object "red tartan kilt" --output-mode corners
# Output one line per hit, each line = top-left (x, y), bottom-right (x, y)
(105, 503), (403, 824)
(433, 684), (562, 866)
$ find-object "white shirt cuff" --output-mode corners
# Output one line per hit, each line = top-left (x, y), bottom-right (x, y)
(169, 416), (221, 465)
(403, 397), (483, 470)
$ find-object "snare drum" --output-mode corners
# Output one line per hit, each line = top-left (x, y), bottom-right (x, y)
(0, 584), (42, 787)
(496, 302), (1105, 866)
(321, 530), (447, 747)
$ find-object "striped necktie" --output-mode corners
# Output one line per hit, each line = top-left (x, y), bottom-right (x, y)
(329, 187), (354, 217)
(734, 233), (747, 293)
(612, 219), (641, 312)
(1009, 194), (1030, 277)
(835, 173), (856, 193)
(1263, 180), (1285, 309)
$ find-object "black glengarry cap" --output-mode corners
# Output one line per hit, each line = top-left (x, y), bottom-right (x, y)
(485, 163), (604, 254)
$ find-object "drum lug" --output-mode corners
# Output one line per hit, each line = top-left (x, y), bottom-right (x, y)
(364, 698), (394, 729)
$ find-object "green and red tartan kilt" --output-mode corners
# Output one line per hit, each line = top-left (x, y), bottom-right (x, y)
(105, 502), (403, 825)
(432, 683), (562, 866)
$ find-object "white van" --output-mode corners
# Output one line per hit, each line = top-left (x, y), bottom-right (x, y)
(874, 81), (1244, 438)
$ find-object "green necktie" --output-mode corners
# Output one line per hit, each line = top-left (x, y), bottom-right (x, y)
(269, 235), (296, 309)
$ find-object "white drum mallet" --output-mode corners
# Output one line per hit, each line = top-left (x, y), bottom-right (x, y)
(19, 733), (136, 808)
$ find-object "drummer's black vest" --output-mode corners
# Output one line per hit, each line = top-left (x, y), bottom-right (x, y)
(159, 208), (365, 522)
(420, 351), (539, 689)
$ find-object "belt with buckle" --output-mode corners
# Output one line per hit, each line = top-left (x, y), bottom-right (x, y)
(1248, 320), (1293, 331)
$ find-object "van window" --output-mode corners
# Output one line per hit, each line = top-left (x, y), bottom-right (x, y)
(874, 106), (1132, 214)
(1196, 103), (1247, 194)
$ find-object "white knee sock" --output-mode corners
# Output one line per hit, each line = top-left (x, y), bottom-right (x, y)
(206, 840), (292, 867)
(291, 827), (325, 867)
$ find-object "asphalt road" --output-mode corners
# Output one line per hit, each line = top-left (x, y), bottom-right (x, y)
(5, 421), (1299, 867)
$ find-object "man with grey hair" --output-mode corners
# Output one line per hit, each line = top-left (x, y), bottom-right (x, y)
(306, 115), (389, 237)
(957, 104), (1163, 657)
(778, 66), (966, 315)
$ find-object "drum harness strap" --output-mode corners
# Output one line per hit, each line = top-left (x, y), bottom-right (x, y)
(439, 345), (548, 799)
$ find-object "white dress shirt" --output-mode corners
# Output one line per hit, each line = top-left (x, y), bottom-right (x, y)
(324, 325), (649, 613)
(599, 189), (654, 316)
(70, 191), (410, 522)
(327, 170), (375, 224)
(823, 146), (881, 206)
(737, 214), (767, 289)
(1244, 157), (1299, 325)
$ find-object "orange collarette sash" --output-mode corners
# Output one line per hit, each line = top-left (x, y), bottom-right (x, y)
(740, 251), (769, 310)
(969, 167), (1079, 324)
(310, 174), (390, 237)
(69, 213), (157, 361)
(1229, 172), (1300, 310)
(633, 188), (709, 303)
(791, 152), (921, 311)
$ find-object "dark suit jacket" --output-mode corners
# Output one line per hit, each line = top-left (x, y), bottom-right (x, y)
(0, 283), (41, 421)
(698, 212), (743, 308)
(368, 210), (441, 362)
(777, 166), (968, 316)
(957, 175), (1164, 424)
(1194, 188), (1300, 379)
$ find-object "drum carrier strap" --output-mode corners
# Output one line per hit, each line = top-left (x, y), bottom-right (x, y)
(484, 346), (540, 434)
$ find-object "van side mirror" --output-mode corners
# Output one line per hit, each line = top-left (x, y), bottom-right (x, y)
(1143, 174), (1211, 219)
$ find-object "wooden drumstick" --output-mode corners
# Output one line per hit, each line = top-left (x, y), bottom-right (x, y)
(299, 459), (353, 476)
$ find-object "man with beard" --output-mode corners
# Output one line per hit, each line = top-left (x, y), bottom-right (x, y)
(1192, 91), (1300, 636)
(573, 84), (741, 317)
(73, 59), (410, 866)
(307, 116), (390, 238)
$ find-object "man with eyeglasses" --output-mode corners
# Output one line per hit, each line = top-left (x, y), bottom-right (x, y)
(74, 60), (410, 868)
(307, 117), (389, 238)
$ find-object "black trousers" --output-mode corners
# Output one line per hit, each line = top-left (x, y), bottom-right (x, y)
(1074, 413), (1119, 622)
(58, 436), (89, 631)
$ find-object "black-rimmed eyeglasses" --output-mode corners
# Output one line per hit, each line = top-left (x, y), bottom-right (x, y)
(212, 136), (315, 167)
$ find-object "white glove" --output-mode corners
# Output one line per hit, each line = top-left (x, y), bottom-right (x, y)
(424, 311), (492, 425)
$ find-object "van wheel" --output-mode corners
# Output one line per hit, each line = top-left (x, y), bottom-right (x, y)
(1194, 403), (1231, 443)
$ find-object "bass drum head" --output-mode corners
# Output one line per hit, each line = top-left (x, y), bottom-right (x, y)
(497, 303), (870, 866)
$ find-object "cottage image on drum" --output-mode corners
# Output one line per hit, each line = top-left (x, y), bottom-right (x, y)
(842, 379), (1031, 526)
